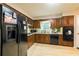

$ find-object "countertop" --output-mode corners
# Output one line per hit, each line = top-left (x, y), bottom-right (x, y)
(27, 32), (62, 36)
(27, 32), (36, 36)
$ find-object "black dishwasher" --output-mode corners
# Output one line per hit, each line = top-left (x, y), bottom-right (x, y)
(50, 34), (59, 45)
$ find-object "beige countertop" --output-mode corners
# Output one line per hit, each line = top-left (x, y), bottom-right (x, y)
(27, 32), (62, 36)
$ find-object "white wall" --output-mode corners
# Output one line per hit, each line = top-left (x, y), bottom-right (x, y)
(74, 15), (79, 48)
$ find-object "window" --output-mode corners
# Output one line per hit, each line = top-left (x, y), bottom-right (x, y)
(40, 21), (51, 30)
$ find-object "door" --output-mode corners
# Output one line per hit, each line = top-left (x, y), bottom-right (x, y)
(62, 16), (69, 26)
(68, 16), (74, 26)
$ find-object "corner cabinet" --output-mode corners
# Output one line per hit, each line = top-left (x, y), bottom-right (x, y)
(27, 34), (35, 48)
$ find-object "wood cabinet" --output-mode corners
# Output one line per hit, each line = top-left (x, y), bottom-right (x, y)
(27, 17), (34, 28)
(33, 20), (40, 28)
(62, 16), (69, 26)
(27, 34), (73, 47)
(27, 34), (35, 48)
(51, 18), (61, 28)
(35, 34), (41, 43)
(44, 34), (50, 44)
(51, 19), (56, 28)
(59, 35), (63, 45)
(62, 16), (74, 26)
(63, 41), (73, 47)
(59, 35), (73, 47)
(51, 16), (74, 27)
(35, 34), (50, 44)
(27, 17), (33, 25)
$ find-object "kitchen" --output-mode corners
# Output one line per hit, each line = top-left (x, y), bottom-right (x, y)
(0, 3), (79, 56)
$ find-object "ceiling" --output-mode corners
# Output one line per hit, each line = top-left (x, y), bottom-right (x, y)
(6, 3), (79, 20)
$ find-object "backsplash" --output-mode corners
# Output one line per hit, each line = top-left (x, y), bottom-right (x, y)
(29, 27), (63, 34)
(52, 27), (63, 33)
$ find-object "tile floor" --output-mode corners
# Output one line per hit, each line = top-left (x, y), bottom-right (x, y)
(27, 43), (79, 56)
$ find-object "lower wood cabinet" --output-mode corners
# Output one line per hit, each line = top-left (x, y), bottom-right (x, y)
(27, 34), (73, 48)
(59, 35), (63, 45)
(63, 41), (73, 47)
(35, 34), (50, 44)
(59, 35), (73, 47)
(27, 34), (35, 48)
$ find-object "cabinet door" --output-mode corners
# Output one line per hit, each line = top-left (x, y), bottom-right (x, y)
(56, 18), (61, 27)
(63, 41), (73, 47)
(59, 35), (63, 45)
(53, 20), (57, 27)
(41, 34), (46, 43)
(39, 34), (50, 44)
(35, 34), (38, 42)
(39, 34), (43, 43)
(33, 21), (40, 28)
(51, 19), (56, 28)
(51, 18), (61, 28)
(44, 34), (50, 44)
(35, 34), (40, 43)
(27, 18), (33, 25)
(35, 34), (50, 44)
(62, 16), (69, 26)
(62, 16), (74, 26)
(68, 16), (74, 26)
(27, 35), (34, 48)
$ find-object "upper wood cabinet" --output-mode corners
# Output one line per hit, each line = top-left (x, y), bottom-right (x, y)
(62, 16), (74, 26)
(27, 17), (34, 28)
(51, 18), (61, 28)
(27, 17), (33, 25)
(51, 19), (56, 28)
(33, 20), (40, 28)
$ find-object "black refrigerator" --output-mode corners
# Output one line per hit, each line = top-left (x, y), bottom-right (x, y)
(0, 4), (27, 56)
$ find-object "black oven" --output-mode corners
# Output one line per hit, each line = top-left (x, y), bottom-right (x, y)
(63, 26), (74, 41)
